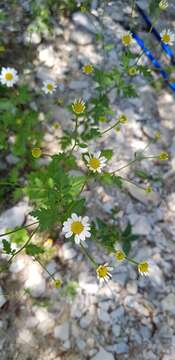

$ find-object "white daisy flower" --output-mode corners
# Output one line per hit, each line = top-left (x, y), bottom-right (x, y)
(84, 151), (107, 173)
(96, 263), (113, 285)
(42, 80), (57, 94)
(159, 0), (169, 10)
(62, 213), (91, 245)
(121, 31), (133, 46)
(0, 67), (18, 87)
(138, 260), (156, 276)
(160, 29), (175, 45)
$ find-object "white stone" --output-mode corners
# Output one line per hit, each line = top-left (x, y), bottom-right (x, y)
(97, 309), (111, 323)
(9, 256), (25, 273)
(112, 324), (121, 337)
(38, 45), (56, 67)
(54, 321), (70, 341)
(71, 30), (93, 45)
(128, 214), (152, 235)
(161, 294), (175, 314)
(60, 243), (76, 260)
(72, 12), (96, 33)
(125, 182), (160, 205)
(92, 347), (114, 360)
(0, 287), (6, 308)
(24, 31), (41, 45)
(17, 328), (35, 346)
(80, 314), (92, 328)
(0, 200), (29, 242)
(24, 262), (46, 298)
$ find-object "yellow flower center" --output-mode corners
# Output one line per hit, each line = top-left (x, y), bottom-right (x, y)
(115, 250), (125, 261)
(97, 265), (108, 278)
(47, 83), (54, 91)
(71, 221), (84, 234)
(89, 157), (100, 170)
(128, 67), (137, 76)
(162, 33), (170, 43)
(32, 147), (42, 158)
(122, 34), (132, 46)
(119, 114), (128, 124)
(83, 64), (93, 74)
(159, 151), (168, 160)
(73, 102), (85, 114)
(5, 72), (13, 81)
(138, 262), (149, 273)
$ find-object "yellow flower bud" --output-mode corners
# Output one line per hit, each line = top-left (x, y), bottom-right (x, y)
(159, 151), (169, 160)
(32, 147), (42, 158)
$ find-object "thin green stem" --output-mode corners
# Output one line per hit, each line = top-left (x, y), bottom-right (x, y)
(80, 243), (98, 268)
(126, 256), (139, 265)
(111, 159), (138, 174)
(8, 226), (39, 263)
(0, 221), (39, 238)
(121, 176), (146, 191)
(34, 256), (58, 282)
(101, 120), (120, 135)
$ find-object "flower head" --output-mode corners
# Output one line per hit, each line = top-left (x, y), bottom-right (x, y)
(155, 131), (161, 141)
(82, 64), (94, 75)
(118, 113), (128, 124)
(96, 263), (113, 285)
(72, 99), (86, 115)
(160, 29), (175, 45)
(54, 279), (62, 288)
(62, 213), (91, 245)
(145, 186), (153, 193)
(42, 80), (57, 94)
(122, 32), (133, 46)
(138, 261), (149, 276)
(32, 147), (42, 158)
(0, 67), (18, 87)
(128, 66), (137, 76)
(84, 151), (107, 173)
(158, 151), (169, 160)
(159, 0), (169, 10)
(115, 249), (126, 262)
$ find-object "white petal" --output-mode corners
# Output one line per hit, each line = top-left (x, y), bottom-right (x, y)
(65, 231), (72, 238)
(71, 213), (78, 220)
(74, 235), (80, 244)
(82, 216), (89, 224)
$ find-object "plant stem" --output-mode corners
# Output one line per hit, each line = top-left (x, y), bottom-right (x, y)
(101, 120), (120, 135)
(80, 243), (98, 268)
(126, 256), (139, 265)
(8, 226), (39, 263)
(34, 256), (57, 282)
(0, 221), (39, 238)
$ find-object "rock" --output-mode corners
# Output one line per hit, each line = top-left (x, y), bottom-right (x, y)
(54, 321), (70, 341)
(9, 256), (25, 273)
(98, 309), (111, 323)
(34, 307), (55, 334)
(70, 30), (93, 45)
(128, 214), (152, 235)
(76, 338), (86, 351)
(110, 306), (125, 322)
(26, 316), (39, 329)
(80, 314), (92, 328)
(72, 12), (96, 33)
(0, 200), (29, 240)
(91, 347), (114, 360)
(161, 294), (175, 314)
(109, 342), (129, 354)
(60, 243), (77, 261)
(0, 287), (6, 308)
(24, 31), (41, 45)
(38, 45), (56, 67)
(24, 262), (46, 298)
(112, 324), (121, 337)
(6, 154), (19, 165)
(126, 281), (138, 295)
(125, 182), (160, 206)
(17, 328), (36, 346)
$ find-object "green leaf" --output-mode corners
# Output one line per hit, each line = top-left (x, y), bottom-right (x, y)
(25, 244), (45, 255)
(101, 149), (113, 160)
(31, 207), (58, 231)
(122, 222), (132, 238)
(2, 239), (12, 254)
(10, 229), (28, 245)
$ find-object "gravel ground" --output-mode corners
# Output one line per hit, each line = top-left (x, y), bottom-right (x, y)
(0, 1), (175, 359)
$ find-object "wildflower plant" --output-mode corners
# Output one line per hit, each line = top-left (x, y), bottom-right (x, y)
(0, 0), (172, 292)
